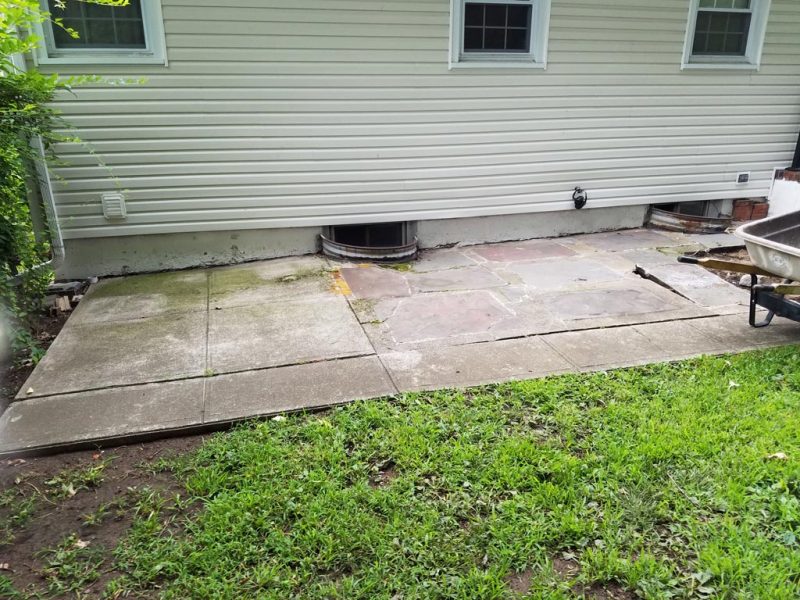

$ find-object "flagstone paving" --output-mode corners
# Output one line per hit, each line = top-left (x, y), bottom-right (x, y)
(2, 228), (799, 455)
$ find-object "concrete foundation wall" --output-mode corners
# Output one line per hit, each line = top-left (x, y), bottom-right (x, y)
(418, 206), (647, 249)
(60, 227), (322, 278)
(59, 206), (647, 278)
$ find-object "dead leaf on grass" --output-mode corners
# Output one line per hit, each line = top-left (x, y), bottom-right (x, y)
(766, 452), (788, 461)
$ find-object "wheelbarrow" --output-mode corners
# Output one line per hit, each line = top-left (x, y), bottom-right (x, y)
(678, 209), (800, 328)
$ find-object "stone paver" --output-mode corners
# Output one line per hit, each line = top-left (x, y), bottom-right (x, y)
(469, 239), (576, 262)
(3, 229), (799, 456)
(407, 267), (506, 293)
(339, 266), (410, 299)
(503, 258), (620, 289)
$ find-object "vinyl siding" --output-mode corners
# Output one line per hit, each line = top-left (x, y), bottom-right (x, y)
(44, 0), (800, 239)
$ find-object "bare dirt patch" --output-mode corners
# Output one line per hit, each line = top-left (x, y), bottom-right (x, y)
(575, 582), (636, 599)
(0, 434), (205, 596)
(552, 556), (580, 579)
(0, 312), (69, 413)
(506, 567), (534, 595)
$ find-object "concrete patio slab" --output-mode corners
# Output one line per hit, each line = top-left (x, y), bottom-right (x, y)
(208, 296), (372, 373)
(1, 379), (205, 455)
(205, 356), (395, 422)
(70, 270), (208, 325)
(3, 228), (799, 456)
(209, 256), (332, 309)
(633, 319), (731, 357)
(18, 313), (207, 399)
(382, 337), (572, 391)
(689, 314), (800, 349)
(543, 327), (666, 369)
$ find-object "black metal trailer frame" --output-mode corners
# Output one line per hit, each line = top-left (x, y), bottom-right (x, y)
(678, 255), (800, 328)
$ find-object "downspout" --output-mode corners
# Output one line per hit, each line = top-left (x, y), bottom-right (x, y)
(31, 136), (66, 271)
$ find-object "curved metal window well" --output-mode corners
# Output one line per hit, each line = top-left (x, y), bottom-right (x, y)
(321, 222), (418, 262)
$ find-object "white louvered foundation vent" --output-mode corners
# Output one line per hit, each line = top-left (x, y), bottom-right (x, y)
(101, 192), (127, 220)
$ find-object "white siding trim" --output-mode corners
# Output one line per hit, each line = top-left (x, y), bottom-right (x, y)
(682, 0), (771, 70)
(33, 0), (168, 66)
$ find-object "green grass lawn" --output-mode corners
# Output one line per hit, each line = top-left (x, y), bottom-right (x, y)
(7, 347), (800, 599)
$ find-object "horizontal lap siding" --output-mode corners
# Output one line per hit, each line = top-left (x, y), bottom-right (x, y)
(46, 0), (800, 239)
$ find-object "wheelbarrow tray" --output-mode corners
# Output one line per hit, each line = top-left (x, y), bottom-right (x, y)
(736, 209), (800, 281)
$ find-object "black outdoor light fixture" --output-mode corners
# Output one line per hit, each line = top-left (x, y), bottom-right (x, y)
(573, 186), (588, 209)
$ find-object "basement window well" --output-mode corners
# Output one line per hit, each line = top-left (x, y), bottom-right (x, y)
(321, 222), (418, 262)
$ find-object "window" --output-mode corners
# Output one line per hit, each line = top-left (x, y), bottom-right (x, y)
(34, 0), (166, 65)
(450, 0), (551, 69)
(682, 0), (771, 69)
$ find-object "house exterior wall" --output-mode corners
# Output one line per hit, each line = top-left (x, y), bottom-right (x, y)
(44, 0), (800, 246)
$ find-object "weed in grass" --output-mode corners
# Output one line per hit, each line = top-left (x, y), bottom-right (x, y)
(44, 459), (110, 499)
(102, 348), (800, 599)
(0, 575), (23, 599)
(39, 534), (105, 595)
(0, 494), (37, 545)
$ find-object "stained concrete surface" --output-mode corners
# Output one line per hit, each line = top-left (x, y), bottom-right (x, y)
(3, 228), (799, 455)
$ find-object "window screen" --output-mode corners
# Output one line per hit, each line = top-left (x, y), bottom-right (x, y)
(463, 2), (532, 53)
(693, 0), (752, 56)
(48, 0), (146, 49)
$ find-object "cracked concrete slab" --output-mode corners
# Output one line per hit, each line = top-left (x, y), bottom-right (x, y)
(543, 327), (666, 368)
(204, 356), (395, 422)
(1, 379), (205, 454)
(382, 337), (572, 391)
(208, 296), (373, 373)
(633, 319), (732, 357)
(636, 263), (748, 307)
(18, 313), (207, 399)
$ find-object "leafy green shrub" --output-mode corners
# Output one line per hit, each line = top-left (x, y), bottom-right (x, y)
(0, 70), (60, 364)
(1, 1), (124, 364)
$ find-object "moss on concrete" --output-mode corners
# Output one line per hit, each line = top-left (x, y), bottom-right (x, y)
(91, 271), (207, 312)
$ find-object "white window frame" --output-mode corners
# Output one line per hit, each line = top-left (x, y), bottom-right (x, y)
(449, 0), (551, 70)
(32, 0), (167, 66)
(681, 0), (771, 70)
